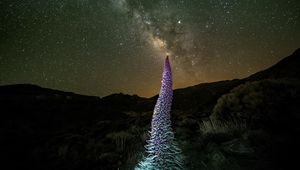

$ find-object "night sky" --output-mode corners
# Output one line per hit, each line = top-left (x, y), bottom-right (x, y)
(0, 0), (299, 97)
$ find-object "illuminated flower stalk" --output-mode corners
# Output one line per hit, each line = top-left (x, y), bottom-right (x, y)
(135, 56), (184, 170)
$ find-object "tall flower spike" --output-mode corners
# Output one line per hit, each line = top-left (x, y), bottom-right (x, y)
(135, 56), (184, 170)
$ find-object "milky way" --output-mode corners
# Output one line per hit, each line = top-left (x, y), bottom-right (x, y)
(0, 0), (299, 97)
(111, 0), (201, 84)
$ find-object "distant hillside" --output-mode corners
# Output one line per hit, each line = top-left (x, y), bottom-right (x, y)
(0, 84), (153, 130)
(169, 48), (300, 116)
(1, 48), (299, 121)
(246, 48), (300, 81)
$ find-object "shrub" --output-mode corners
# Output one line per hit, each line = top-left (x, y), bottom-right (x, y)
(211, 79), (300, 129)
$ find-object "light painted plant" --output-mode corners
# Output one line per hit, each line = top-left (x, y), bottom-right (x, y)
(135, 57), (184, 170)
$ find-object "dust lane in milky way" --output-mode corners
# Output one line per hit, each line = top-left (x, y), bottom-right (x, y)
(0, 0), (299, 97)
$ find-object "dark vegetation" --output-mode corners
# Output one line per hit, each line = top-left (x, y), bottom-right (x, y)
(1, 49), (300, 170)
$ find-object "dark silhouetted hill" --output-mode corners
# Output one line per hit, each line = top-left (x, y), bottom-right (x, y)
(170, 48), (300, 116)
(246, 48), (300, 81)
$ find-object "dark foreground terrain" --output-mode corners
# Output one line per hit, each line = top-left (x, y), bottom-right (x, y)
(1, 49), (300, 170)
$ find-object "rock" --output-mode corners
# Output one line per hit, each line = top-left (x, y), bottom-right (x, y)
(221, 139), (254, 157)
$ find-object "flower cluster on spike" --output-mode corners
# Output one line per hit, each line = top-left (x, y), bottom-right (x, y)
(135, 56), (184, 170)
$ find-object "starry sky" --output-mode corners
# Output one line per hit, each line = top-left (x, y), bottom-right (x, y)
(0, 0), (299, 97)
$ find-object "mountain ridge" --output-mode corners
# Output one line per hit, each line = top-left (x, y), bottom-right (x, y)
(1, 48), (299, 115)
(1, 48), (299, 104)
